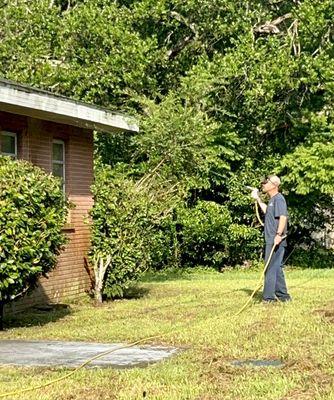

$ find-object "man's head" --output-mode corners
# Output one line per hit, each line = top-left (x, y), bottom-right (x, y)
(261, 175), (281, 195)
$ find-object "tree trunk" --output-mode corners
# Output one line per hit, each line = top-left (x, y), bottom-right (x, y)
(93, 255), (111, 304)
(94, 288), (103, 304)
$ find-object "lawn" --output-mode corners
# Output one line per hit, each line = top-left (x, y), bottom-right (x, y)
(0, 266), (334, 399)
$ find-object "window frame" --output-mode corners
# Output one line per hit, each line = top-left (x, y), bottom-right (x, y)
(0, 131), (17, 158)
(52, 139), (66, 192)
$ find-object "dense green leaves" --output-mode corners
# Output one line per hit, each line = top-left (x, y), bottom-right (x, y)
(0, 157), (69, 313)
(136, 94), (238, 189)
(280, 141), (334, 195)
(177, 201), (261, 268)
(89, 165), (180, 298)
(1, 0), (333, 286)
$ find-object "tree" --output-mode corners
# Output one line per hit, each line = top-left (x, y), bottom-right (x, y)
(1, 0), (333, 271)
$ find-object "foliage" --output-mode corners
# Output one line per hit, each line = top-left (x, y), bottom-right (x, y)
(1, 0), (333, 273)
(279, 141), (334, 195)
(0, 0), (157, 109)
(0, 157), (69, 325)
(135, 93), (240, 190)
(288, 246), (334, 269)
(177, 200), (261, 268)
(90, 167), (147, 298)
(89, 164), (181, 298)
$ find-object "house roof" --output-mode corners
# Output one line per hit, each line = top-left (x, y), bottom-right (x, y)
(0, 79), (139, 133)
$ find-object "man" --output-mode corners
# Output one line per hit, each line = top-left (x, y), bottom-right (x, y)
(251, 175), (291, 303)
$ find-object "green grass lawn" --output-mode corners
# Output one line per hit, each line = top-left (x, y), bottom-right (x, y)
(1, 266), (334, 399)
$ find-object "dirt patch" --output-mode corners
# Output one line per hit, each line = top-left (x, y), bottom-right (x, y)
(280, 371), (333, 400)
(282, 354), (334, 400)
(246, 318), (276, 333)
(313, 301), (334, 323)
(63, 387), (118, 400)
(200, 350), (236, 387)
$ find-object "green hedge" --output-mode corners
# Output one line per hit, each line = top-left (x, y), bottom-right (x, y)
(0, 156), (69, 324)
(177, 200), (262, 268)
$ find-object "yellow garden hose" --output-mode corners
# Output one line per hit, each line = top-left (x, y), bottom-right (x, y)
(245, 186), (264, 227)
(0, 335), (164, 399)
(255, 201), (264, 226)
(235, 243), (276, 316)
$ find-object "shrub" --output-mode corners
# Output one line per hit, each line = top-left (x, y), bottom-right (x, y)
(177, 200), (262, 268)
(288, 246), (334, 269)
(89, 166), (155, 300)
(0, 156), (69, 329)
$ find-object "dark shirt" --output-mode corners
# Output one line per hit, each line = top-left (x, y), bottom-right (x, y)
(264, 193), (288, 246)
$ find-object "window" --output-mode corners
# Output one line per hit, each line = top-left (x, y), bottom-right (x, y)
(52, 139), (65, 192)
(0, 131), (17, 158)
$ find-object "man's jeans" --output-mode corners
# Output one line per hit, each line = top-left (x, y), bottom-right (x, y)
(263, 244), (291, 301)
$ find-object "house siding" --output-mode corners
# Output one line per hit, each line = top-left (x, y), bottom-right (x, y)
(0, 111), (93, 312)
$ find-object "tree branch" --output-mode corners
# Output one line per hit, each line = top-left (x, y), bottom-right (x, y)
(167, 11), (200, 59)
(254, 13), (293, 34)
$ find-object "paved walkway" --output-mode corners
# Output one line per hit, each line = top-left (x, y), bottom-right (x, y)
(0, 340), (178, 369)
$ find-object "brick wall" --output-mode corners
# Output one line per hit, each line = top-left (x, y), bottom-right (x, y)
(0, 111), (94, 312)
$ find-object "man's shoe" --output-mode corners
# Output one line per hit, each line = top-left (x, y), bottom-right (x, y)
(277, 297), (292, 303)
(262, 299), (277, 304)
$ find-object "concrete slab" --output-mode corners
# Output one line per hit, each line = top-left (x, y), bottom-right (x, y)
(0, 340), (179, 369)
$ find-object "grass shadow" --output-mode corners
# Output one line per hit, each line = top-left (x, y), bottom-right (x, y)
(121, 285), (150, 300)
(141, 267), (218, 283)
(102, 285), (150, 302)
(3, 303), (71, 330)
(239, 288), (263, 302)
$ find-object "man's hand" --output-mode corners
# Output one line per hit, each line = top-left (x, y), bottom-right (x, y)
(251, 188), (260, 200)
(274, 234), (282, 246)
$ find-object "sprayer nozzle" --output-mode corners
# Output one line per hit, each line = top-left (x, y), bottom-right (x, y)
(245, 186), (256, 191)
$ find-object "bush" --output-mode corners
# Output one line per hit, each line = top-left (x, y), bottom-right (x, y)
(177, 200), (262, 268)
(90, 166), (155, 300)
(0, 157), (69, 328)
(288, 246), (334, 269)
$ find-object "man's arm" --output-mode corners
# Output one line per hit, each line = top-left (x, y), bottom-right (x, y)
(251, 189), (267, 213)
(277, 215), (287, 235)
(274, 215), (287, 245)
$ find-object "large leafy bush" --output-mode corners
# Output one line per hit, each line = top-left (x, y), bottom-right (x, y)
(178, 201), (261, 268)
(0, 157), (69, 329)
(90, 165), (176, 300)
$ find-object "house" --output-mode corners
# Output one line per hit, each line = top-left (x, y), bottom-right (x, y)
(0, 79), (138, 312)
